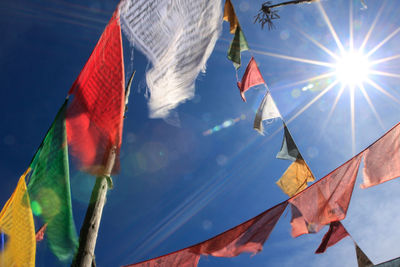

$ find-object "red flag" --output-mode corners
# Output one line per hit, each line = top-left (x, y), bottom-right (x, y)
(362, 123), (400, 188)
(289, 154), (362, 237)
(237, 57), (264, 102)
(66, 10), (125, 175)
(35, 224), (47, 242)
(192, 202), (287, 257)
(123, 248), (200, 267)
(315, 221), (349, 253)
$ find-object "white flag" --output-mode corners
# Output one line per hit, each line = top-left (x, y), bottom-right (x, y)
(119, 0), (222, 119)
(253, 91), (281, 135)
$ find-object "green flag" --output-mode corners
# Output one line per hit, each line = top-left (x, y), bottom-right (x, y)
(28, 100), (78, 261)
(227, 26), (249, 69)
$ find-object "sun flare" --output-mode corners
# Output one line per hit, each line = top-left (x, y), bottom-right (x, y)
(335, 51), (370, 86)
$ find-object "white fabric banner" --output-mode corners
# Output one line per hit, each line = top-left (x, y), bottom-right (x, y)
(119, 0), (222, 118)
(253, 91), (281, 134)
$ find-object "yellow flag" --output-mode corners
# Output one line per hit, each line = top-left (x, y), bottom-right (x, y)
(0, 169), (36, 267)
(224, 0), (239, 34)
(276, 159), (315, 197)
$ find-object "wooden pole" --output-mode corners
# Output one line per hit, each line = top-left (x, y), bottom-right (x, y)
(72, 71), (135, 267)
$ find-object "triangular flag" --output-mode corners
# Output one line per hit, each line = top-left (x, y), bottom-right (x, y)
(362, 123), (400, 188)
(224, 0), (239, 34)
(0, 170), (36, 267)
(28, 101), (78, 261)
(36, 224), (47, 242)
(355, 244), (374, 267)
(227, 26), (249, 69)
(276, 124), (300, 161)
(315, 221), (349, 253)
(253, 91), (281, 135)
(289, 154), (362, 237)
(66, 10), (125, 175)
(276, 159), (314, 197)
(123, 248), (200, 267)
(237, 57), (265, 102)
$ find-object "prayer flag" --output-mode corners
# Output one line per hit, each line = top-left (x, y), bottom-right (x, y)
(28, 101), (78, 261)
(289, 154), (362, 237)
(374, 257), (400, 267)
(123, 248), (200, 267)
(253, 91), (281, 134)
(36, 224), (47, 242)
(66, 10), (125, 175)
(237, 57), (265, 102)
(276, 159), (314, 197)
(276, 124), (300, 161)
(119, 0), (222, 119)
(192, 202), (287, 257)
(362, 123), (400, 188)
(224, 0), (239, 34)
(227, 26), (249, 69)
(0, 170), (35, 267)
(315, 221), (349, 254)
(355, 244), (373, 267)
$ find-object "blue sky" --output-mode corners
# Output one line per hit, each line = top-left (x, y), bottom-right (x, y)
(1, 0), (400, 266)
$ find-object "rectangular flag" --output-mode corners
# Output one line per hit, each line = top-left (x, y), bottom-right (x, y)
(253, 90), (281, 134)
(362, 123), (400, 188)
(315, 221), (349, 253)
(66, 10), (125, 175)
(0, 170), (36, 267)
(289, 154), (362, 237)
(237, 57), (265, 102)
(276, 159), (314, 197)
(224, 0), (239, 34)
(227, 26), (249, 69)
(123, 248), (200, 267)
(28, 101), (78, 261)
(119, 0), (222, 119)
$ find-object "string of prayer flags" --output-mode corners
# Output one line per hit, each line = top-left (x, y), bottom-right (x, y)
(356, 244), (374, 267)
(0, 169), (36, 267)
(276, 124), (301, 161)
(361, 122), (400, 188)
(224, 0), (239, 34)
(289, 154), (362, 237)
(28, 101), (78, 261)
(237, 57), (265, 102)
(119, 0), (222, 119)
(36, 224), (47, 242)
(315, 221), (349, 254)
(276, 159), (315, 197)
(124, 248), (200, 267)
(253, 90), (281, 134)
(66, 10), (125, 175)
(227, 26), (249, 69)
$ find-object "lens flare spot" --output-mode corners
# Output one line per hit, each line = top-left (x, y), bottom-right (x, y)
(31, 200), (42, 216)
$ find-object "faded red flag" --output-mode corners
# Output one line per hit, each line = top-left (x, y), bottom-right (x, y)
(362, 123), (400, 188)
(123, 248), (200, 267)
(35, 224), (47, 242)
(66, 10), (125, 175)
(192, 202), (287, 257)
(237, 57), (264, 102)
(315, 221), (349, 253)
(289, 154), (362, 237)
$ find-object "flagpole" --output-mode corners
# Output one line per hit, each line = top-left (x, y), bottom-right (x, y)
(72, 71), (135, 267)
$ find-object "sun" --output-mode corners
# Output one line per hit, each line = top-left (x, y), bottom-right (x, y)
(335, 51), (370, 86)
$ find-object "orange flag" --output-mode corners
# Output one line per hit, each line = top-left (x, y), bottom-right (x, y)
(123, 248), (200, 267)
(224, 0), (239, 34)
(315, 221), (349, 253)
(289, 154), (362, 237)
(237, 57), (265, 102)
(66, 10), (125, 175)
(362, 123), (400, 188)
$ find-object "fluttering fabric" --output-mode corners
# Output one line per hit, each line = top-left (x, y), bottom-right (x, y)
(289, 154), (362, 237)
(253, 91), (281, 134)
(192, 201), (287, 257)
(227, 26), (249, 69)
(224, 0), (239, 34)
(119, 0), (222, 119)
(315, 221), (349, 254)
(66, 10), (125, 175)
(36, 224), (47, 242)
(361, 123), (400, 188)
(28, 101), (78, 261)
(237, 57), (265, 102)
(0, 170), (35, 267)
(355, 244), (374, 267)
(276, 124), (300, 161)
(123, 248), (200, 267)
(276, 159), (314, 197)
